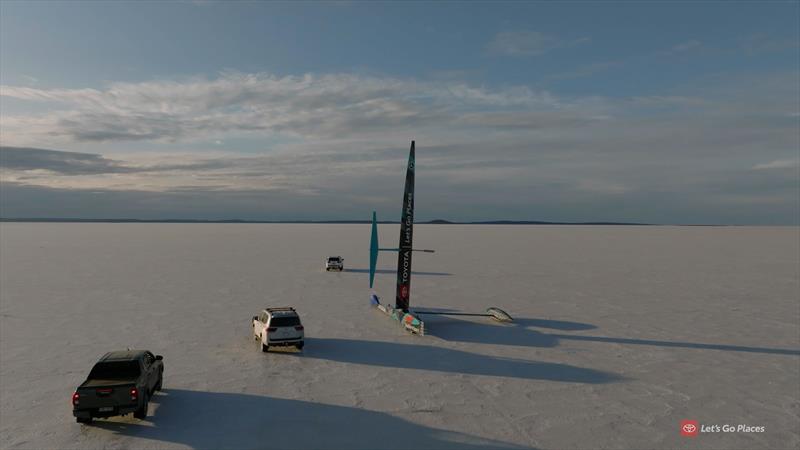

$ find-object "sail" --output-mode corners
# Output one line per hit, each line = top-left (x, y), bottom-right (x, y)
(395, 141), (415, 311)
(369, 211), (378, 289)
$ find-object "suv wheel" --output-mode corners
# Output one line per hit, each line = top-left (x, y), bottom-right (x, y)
(76, 416), (92, 424)
(296, 342), (304, 350)
(261, 340), (269, 353)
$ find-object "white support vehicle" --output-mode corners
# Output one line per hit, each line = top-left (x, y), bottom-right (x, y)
(252, 307), (304, 352)
(326, 256), (344, 271)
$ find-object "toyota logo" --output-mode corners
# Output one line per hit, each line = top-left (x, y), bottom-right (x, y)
(680, 420), (699, 437)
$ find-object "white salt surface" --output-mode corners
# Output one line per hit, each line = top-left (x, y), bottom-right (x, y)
(1, 223), (798, 450)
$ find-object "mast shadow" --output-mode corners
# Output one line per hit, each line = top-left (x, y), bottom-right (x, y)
(303, 338), (623, 384)
(422, 315), (800, 356)
(421, 315), (567, 348)
(89, 389), (528, 449)
(551, 334), (800, 356)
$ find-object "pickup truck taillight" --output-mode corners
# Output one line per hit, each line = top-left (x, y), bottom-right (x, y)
(72, 392), (80, 406)
(295, 325), (304, 331)
(130, 387), (138, 401)
(267, 327), (277, 333)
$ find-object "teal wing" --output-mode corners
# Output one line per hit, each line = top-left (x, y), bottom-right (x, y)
(369, 211), (378, 288)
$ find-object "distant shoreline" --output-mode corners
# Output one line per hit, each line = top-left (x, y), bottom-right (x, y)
(0, 218), (735, 226)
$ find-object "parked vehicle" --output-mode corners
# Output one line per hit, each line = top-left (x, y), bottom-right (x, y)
(72, 350), (164, 424)
(253, 307), (304, 352)
(326, 256), (344, 271)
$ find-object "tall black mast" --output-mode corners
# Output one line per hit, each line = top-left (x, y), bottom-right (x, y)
(395, 141), (415, 312)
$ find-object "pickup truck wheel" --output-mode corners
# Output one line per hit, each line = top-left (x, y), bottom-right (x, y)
(134, 394), (148, 420)
(76, 417), (92, 424)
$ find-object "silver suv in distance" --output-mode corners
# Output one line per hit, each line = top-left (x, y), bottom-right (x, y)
(325, 256), (344, 271)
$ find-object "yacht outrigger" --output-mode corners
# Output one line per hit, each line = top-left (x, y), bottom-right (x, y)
(369, 141), (513, 335)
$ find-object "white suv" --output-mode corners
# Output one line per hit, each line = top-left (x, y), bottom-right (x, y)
(326, 256), (344, 271)
(252, 307), (304, 352)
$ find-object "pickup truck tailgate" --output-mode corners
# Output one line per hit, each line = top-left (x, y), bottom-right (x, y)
(76, 381), (136, 409)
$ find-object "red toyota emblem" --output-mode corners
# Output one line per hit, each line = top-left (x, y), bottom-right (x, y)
(680, 420), (699, 437)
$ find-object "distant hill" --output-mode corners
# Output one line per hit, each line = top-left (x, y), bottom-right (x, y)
(464, 220), (653, 226)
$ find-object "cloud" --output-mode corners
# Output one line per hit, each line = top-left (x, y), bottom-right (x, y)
(740, 33), (800, 55)
(177, 0), (216, 6)
(0, 73), (569, 145)
(456, 111), (607, 129)
(659, 40), (703, 56)
(2, 114), (798, 223)
(0, 147), (134, 175)
(486, 31), (589, 57)
(0, 70), (798, 224)
(671, 40), (702, 52)
(545, 61), (622, 81)
(0, 146), (232, 176)
(753, 159), (800, 170)
(20, 75), (39, 86)
(3, 152), (797, 224)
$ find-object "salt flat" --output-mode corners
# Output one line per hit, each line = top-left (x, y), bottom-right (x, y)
(0, 223), (798, 450)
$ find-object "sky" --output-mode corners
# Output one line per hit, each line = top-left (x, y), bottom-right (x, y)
(0, 1), (798, 224)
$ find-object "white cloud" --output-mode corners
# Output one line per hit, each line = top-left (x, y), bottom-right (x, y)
(20, 75), (39, 86)
(1, 70), (798, 223)
(671, 40), (702, 52)
(753, 159), (800, 170)
(0, 72), (574, 146)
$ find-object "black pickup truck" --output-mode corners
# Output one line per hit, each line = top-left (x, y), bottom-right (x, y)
(72, 350), (164, 423)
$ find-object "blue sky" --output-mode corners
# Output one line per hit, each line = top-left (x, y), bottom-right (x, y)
(3, 2), (796, 93)
(1, 1), (798, 224)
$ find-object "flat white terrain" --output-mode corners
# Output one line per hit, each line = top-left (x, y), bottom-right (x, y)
(1, 223), (798, 450)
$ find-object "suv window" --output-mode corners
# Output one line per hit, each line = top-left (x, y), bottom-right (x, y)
(89, 361), (141, 379)
(270, 316), (300, 327)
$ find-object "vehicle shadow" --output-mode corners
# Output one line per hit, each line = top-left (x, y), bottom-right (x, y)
(422, 314), (800, 356)
(421, 315), (594, 348)
(90, 389), (529, 450)
(344, 268), (453, 276)
(303, 338), (622, 384)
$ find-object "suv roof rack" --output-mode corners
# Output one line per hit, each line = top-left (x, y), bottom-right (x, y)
(266, 307), (296, 312)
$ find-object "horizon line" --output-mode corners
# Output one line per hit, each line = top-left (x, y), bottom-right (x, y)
(0, 217), (775, 226)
